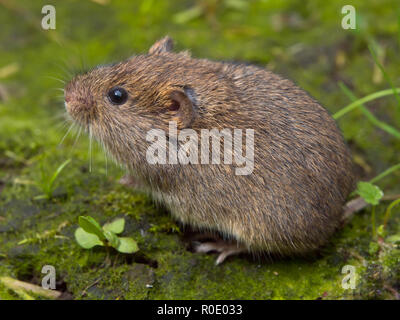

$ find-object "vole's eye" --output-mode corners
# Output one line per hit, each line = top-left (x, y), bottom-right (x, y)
(107, 87), (128, 105)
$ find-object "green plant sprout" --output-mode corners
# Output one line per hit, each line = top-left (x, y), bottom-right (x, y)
(75, 216), (139, 254)
(354, 180), (400, 244)
(352, 162), (400, 239)
(354, 181), (384, 238)
(351, 162), (400, 198)
(354, 181), (384, 206)
(34, 159), (71, 200)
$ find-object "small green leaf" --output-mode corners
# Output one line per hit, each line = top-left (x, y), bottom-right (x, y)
(386, 234), (400, 244)
(115, 237), (139, 254)
(377, 224), (387, 238)
(355, 182), (384, 205)
(75, 227), (104, 249)
(78, 216), (106, 240)
(104, 230), (120, 248)
(103, 218), (125, 234)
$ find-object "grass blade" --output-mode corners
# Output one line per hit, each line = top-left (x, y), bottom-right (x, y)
(369, 163), (400, 184)
(47, 159), (71, 194)
(384, 198), (400, 227)
(333, 88), (400, 119)
(368, 42), (400, 122)
(338, 82), (400, 139)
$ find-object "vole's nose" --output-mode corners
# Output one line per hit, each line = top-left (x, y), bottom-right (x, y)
(64, 79), (76, 104)
(64, 93), (71, 103)
(64, 78), (96, 127)
(64, 88), (75, 113)
(64, 82), (80, 116)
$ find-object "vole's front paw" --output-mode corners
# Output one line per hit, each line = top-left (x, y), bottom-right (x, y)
(193, 240), (245, 265)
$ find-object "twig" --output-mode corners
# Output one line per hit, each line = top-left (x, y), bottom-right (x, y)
(342, 194), (400, 221)
(0, 276), (63, 299)
(80, 278), (100, 297)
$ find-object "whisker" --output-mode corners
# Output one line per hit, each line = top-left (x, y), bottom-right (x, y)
(59, 65), (73, 79)
(48, 88), (65, 94)
(105, 150), (108, 176)
(62, 128), (80, 161)
(89, 125), (93, 173)
(50, 112), (68, 121)
(56, 96), (66, 102)
(71, 125), (82, 152)
(53, 62), (74, 81)
(54, 119), (69, 131)
(45, 75), (66, 84)
(59, 123), (75, 146)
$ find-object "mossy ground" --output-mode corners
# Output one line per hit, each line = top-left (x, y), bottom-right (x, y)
(0, 0), (399, 299)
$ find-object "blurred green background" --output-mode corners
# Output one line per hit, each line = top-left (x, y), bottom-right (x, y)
(0, 0), (399, 299)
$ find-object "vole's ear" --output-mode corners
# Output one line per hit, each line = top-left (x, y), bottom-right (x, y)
(149, 36), (174, 54)
(166, 87), (196, 129)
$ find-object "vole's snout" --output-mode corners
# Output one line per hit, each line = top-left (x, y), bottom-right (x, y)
(64, 78), (96, 126)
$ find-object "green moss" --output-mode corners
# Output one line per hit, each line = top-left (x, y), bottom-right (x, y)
(150, 251), (351, 299)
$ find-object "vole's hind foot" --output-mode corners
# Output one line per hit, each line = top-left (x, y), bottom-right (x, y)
(193, 240), (246, 265)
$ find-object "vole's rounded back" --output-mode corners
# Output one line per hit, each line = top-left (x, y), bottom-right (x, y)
(65, 37), (354, 259)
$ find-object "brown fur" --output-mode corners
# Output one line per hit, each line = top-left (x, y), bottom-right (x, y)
(65, 36), (355, 256)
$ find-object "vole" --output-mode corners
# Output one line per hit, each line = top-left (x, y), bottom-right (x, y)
(65, 36), (355, 264)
